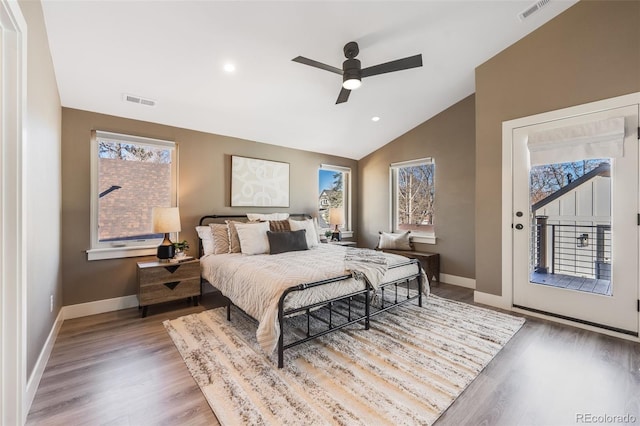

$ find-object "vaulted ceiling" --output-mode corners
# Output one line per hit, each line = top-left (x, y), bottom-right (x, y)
(42, 1), (577, 159)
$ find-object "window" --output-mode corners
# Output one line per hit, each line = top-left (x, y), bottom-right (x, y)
(390, 158), (435, 242)
(88, 130), (177, 260)
(318, 164), (351, 235)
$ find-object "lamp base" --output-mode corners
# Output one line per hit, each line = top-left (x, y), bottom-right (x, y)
(157, 233), (175, 261)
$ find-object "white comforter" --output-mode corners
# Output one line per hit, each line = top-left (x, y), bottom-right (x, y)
(200, 244), (428, 354)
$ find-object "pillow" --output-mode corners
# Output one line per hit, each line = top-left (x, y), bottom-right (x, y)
(269, 219), (291, 232)
(267, 230), (308, 254)
(289, 218), (318, 249)
(208, 223), (231, 254)
(378, 231), (412, 250)
(235, 221), (270, 255)
(246, 212), (290, 221)
(195, 226), (214, 255)
(225, 220), (245, 253)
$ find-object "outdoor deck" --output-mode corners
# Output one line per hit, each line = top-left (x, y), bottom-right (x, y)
(530, 272), (612, 296)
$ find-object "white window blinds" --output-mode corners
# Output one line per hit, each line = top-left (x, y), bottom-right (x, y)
(527, 116), (625, 165)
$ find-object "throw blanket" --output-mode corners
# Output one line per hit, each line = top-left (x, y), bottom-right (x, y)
(344, 248), (388, 290)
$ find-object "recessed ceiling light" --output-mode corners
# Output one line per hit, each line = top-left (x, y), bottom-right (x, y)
(371, 116), (380, 122)
(223, 63), (236, 73)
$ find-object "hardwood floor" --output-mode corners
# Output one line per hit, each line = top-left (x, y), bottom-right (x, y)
(27, 284), (640, 425)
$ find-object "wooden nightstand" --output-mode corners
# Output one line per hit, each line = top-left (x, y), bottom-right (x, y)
(137, 259), (201, 317)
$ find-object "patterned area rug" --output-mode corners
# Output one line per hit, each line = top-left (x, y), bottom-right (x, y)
(164, 296), (525, 425)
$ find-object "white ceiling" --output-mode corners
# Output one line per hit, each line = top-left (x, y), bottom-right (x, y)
(41, 0), (577, 160)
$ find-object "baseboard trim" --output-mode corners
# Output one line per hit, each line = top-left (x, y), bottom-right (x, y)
(24, 308), (64, 418)
(439, 273), (475, 289)
(473, 290), (511, 310)
(62, 295), (139, 320)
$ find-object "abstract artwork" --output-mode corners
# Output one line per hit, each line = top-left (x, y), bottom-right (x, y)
(231, 156), (290, 207)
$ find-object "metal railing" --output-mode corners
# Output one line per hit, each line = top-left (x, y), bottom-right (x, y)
(533, 220), (611, 280)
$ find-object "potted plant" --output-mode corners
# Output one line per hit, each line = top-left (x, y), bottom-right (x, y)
(173, 240), (190, 258)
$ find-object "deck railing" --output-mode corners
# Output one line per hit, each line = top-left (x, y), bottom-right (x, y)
(533, 220), (611, 280)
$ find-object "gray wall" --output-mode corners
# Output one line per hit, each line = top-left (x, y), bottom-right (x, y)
(61, 108), (358, 305)
(18, 0), (63, 377)
(475, 0), (640, 295)
(359, 95), (475, 280)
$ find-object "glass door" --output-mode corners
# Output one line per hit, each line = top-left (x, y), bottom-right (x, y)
(512, 105), (639, 335)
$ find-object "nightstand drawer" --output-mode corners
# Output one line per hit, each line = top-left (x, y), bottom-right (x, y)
(137, 261), (199, 284)
(139, 278), (200, 305)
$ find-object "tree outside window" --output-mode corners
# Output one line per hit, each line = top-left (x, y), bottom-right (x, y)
(391, 159), (435, 234)
(530, 159), (608, 204)
(318, 167), (349, 229)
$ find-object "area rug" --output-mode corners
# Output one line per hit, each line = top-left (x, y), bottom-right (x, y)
(164, 295), (525, 425)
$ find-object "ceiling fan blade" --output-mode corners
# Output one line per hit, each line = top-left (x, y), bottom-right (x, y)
(361, 54), (423, 78)
(336, 87), (351, 104)
(292, 56), (343, 75)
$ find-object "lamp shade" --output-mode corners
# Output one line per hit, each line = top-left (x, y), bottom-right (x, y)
(152, 207), (181, 233)
(328, 208), (345, 226)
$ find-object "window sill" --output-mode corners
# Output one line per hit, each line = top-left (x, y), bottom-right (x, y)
(87, 246), (157, 261)
(410, 234), (436, 245)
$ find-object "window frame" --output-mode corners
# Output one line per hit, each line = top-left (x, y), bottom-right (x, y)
(389, 157), (436, 244)
(87, 130), (178, 261)
(319, 164), (352, 237)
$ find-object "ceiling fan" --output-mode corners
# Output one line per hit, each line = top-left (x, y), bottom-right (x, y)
(292, 41), (423, 104)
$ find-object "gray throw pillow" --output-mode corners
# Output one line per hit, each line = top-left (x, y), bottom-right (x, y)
(267, 230), (308, 254)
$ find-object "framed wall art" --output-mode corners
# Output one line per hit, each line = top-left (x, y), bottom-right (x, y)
(231, 155), (290, 207)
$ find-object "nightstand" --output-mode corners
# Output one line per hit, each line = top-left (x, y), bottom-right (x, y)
(137, 259), (201, 317)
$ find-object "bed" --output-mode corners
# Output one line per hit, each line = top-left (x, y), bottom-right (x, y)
(197, 213), (429, 368)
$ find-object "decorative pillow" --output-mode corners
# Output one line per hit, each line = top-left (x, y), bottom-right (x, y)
(208, 223), (231, 254)
(378, 231), (412, 250)
(267, 230), (308, 254)
(269, 219), (291, 233)
(225, 220), (245, 253)
(195, 226), (214, 255)
(289, 218), (318, 249)
(246, 212), (290, 221)
(235, 221), (270, 255)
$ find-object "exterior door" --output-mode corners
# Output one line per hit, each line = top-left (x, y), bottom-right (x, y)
(513, 104), (639, 335)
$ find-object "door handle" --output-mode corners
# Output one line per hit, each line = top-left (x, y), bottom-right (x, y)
(515, 224), (524, 230)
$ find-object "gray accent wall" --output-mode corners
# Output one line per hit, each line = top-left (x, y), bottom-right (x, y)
(359, 95), (476, 280)
(475, 0), (640, 296)
(61, 108), (358, 305)
(18, 0), (63, 377)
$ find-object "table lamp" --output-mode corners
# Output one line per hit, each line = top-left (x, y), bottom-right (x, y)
(329, 208), (345, 242)
(152, 207), (181, 261)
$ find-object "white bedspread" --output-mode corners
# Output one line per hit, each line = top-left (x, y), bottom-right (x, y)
(200, 244), (429, 353)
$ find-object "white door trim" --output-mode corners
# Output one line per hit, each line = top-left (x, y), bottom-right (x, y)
(0, 0), (28, 424)
(484, 92), (640, 339)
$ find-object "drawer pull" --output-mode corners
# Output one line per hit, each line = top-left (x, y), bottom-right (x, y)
(164, 265), (181, 274)
(164, 281), (181, 290)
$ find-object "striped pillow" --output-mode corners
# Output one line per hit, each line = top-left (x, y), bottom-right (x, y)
(208, 223), (231, 254)
(225, 220), (244, 253)
(268, 220), (291, 233)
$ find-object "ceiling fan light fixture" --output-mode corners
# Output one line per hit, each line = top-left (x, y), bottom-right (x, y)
(342, 58), (362, 90)
(343, 77), (361, 90)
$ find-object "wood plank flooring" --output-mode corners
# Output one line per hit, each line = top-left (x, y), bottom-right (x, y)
(27, 284), (640, 425)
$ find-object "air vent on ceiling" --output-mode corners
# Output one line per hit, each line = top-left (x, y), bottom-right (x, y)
(122, 93), (156, 107)
(518, 0), (550, 21)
